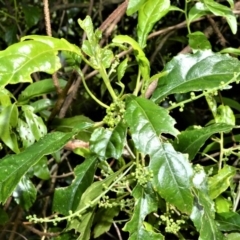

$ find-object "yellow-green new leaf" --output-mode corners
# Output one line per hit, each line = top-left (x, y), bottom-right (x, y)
(138, 0), (170, 48)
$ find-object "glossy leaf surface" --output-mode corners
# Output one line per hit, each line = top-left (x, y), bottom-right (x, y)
(51, 115), (93, 132)
(0, 36), (80, 88)
(22, 105), (47, 141)
(90, 121), (127, 159)
(151, 50), (240, 103)
(204, 0), (237, 34)
(173, 123), (233, 160)
(21, 35), (81, 55)
(18, 79), (67, 103)
(0, 131), (76, 203)
(125, 95), (179, 145)
(149, 143), (193, 214)
(191, 169), (224, 240)
(137, 0), (170, 48)
(13, 175), (37, 210)
(127, 0), (147, 15)
(208, 165), (236, 199)
(125, 95), (193, 213)
(32, 157), (50, 180)
(17, 118), (35, 149)
(188, 2), (209, 26)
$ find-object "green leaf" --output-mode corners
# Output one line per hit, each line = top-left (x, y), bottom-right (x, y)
(215, 196), (232, 213)
(0, 41), (57, 88)
(127, 0), (147, 15)
(188, 2), (209, 26)
(191, 169), (224, 240)
(220, 47), (240, 55)
(0, 104), (19, 153)
(226, 233), (240, 240)
(32, 157), (50, 180)
(173, 123), (234, 160)
(18, 79), (67, 103)
(215, 105), (235, 125)
(93, 207), (120, 238)
(0, 131), (76, 203)
(51, 115), (93, 132)
(12, 175), (37, 210)
(30, 99), (54, 113)
(101, 48), (114, 68)
(123, 184), (164, 240)
(0, 36), (80, 88)
(125, 96), (193, 213)
(168, 6), (185, 13)
(76, 210), (95, 240)
(53, 155), (98, 216)
(0, 89), (14, 106)
(149, 143), (194, 214)
(125, 95), (179, 145)
(22, 5), (41, 28)
(78, 16), (100, 46)
(216, 212), (240, 232)
(4, 26), (17, 45)
(191, 190), (224, 239)
(204, 0), (237, 34)
(151, 50), (240, 103)
(208, 165), (236, 199)
(21, 35), (81, 55)
(67, 168), (122, 233)
(206, 94), (218, 118)
(117, 58), (128, 82)
(17, 118), (35, 149)
(90, 121), (127, 159)
(22, 105), (47, 141)
(78, 16), (114, 69)
(188, 31), (211, 51)
(112, 35), (150, 80)
(137, 0), (170, 48)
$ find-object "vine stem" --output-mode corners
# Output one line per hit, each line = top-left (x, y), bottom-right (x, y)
(133, 70), (141, 96)
(184, 0), (191, 34)
(28, 161), (134, 224)
(99, 66), (118, 100)
(233, 181), (240, 211)
(218, 132), (224, 171)
(76, 68), (109, 108)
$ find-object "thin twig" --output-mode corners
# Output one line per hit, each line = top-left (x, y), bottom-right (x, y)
(206, 15), (227, 47)
(0, 230), (27, 240)
(22, 224), (61, 237)
(113, 221), (123, 240)
(99, 0), (128, 32)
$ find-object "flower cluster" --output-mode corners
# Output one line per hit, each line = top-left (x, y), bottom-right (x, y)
(103, 100), (125, 128)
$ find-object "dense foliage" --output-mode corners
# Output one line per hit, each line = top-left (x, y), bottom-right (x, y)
(1, 0), (240, 239)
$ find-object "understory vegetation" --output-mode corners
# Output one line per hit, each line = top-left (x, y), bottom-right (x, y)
(1, 0), (240, 239)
